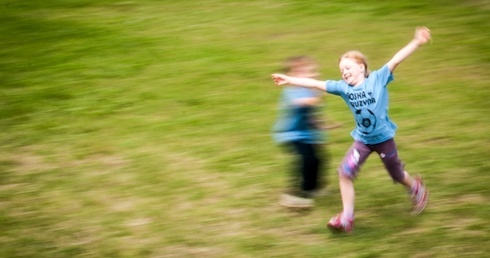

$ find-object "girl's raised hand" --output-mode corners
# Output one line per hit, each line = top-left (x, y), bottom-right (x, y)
(271, 74), (289, 86)
(414, 26), (431, 45)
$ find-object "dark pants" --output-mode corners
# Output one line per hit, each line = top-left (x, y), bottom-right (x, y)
(289, 141), (325, 194)
(338, 139), (405, 183)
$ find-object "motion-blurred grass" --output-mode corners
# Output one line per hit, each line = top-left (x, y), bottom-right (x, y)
(1, 0), (489, 257)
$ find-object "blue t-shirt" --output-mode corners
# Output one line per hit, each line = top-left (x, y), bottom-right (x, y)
(326, 64), (396, 144)
(273, 86), (325, 144)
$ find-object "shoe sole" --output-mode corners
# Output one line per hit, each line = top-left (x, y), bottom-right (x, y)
(279, 194), (314, 208)
(307, 189), (329, 198)
(327, 224), (353, 234)
(279, 202), (314, 208)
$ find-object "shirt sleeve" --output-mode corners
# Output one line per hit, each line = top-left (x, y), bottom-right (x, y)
(284, 87), (318, 106)
(326, 80), (343, 96)
(375, 64), (395, 87)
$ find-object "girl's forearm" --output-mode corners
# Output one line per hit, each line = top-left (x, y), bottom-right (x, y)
(288, 76), (326, 91)
(388, 27), (430, 72)
(293, 97), (322, 106)
(394, 40), (420, 62)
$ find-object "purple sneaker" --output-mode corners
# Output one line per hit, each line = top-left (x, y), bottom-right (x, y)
(327, 213), (354, 233)
(411, 175), (429, 215)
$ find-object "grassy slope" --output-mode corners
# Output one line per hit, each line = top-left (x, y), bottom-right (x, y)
(1, 0), (489, 257)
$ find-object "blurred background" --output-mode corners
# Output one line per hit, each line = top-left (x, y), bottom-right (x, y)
(1, 0), (489, 257)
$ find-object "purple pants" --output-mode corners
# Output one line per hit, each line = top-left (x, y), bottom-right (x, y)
(338, 139), (405, 183)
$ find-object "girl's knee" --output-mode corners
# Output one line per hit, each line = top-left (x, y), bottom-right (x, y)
(381, 155), (405, 183)
(387, 163), (405, 183)
(337, 163), (358, 180)
(339, 144), (364, 180)
(338, 172), (353, 182)
(390, 171), (405, 183)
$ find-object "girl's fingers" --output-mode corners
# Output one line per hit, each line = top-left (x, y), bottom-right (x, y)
(271, 74), (285, 85)
(415, 26), (431, 44)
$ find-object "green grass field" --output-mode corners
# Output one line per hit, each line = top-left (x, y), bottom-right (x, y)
(1, 0), (489, 257)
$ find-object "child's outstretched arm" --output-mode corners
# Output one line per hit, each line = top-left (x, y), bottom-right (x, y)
(293, 96), (323, 107)
(271, 74), (327, 92)
(386, 26), (431, 73)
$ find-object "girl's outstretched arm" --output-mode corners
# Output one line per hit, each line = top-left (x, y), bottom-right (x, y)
(387, 26), (431, 73)
(271, 74), (327, 92)
(293, 96), (322, 107)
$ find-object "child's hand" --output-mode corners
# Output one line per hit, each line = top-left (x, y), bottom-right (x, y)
(414, 26), (431, 45)
(271, 74), (289, 86)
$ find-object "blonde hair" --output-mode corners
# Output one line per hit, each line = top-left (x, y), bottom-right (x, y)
(339, 51), (370, 77)
(282, 55), (317, 74)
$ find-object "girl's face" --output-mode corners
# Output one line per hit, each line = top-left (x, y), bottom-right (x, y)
(289, 64), (320, 79)
(339, 58), (365, 86)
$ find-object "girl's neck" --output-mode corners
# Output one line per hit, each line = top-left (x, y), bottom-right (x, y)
(352, 77), (366, 87)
